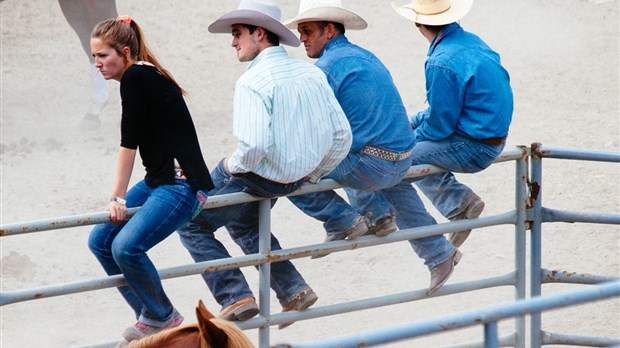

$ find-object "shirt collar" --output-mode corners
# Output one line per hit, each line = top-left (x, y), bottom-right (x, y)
(321, 34), (349, 57)
(428, 22), (461, 55)
(248, 46), (287, 70)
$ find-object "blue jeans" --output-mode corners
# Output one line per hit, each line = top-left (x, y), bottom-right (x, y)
(350, 180), (456, 269)
(177, 160), (311, 309)
(409, 134), (505, 218)
(88, 179), (197, 326)
(288, 152), (406, 235)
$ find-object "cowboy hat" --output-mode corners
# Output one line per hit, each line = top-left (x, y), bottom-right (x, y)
(208, 0), (300, 47)
(283, 0), (367, 30)
(391, 0), (473, 26)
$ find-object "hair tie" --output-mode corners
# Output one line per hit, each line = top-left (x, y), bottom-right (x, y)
(116, 15), (132, 24)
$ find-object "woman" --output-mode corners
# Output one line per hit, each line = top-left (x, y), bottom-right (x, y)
(87, 15), (213, 342)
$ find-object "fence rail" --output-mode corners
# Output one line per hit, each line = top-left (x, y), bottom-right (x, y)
(1, 144), (618, 348)
(274, 280), (620, 348)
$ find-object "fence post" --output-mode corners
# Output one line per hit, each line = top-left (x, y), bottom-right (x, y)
(514, 146), (529, 348)
(484, 321), (500, 348)
(530, 142), (544, 348)
(258, 199), (272, 348)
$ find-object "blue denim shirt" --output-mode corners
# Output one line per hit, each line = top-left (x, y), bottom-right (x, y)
(411, 23), (513, 143)
(317, 35), (414, 153)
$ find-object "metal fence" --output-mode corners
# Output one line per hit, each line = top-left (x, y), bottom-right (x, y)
(1, 144), (618, 348)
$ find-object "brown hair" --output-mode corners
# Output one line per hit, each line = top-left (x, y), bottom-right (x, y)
(91, 17), (187, 95)
(242, 24), (280, 46)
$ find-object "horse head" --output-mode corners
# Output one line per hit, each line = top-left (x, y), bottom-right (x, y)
(117, 300), (254, 348)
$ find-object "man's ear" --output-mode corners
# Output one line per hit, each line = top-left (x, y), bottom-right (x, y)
(325, 23), (337, 40)
(256, 26), (266, 41)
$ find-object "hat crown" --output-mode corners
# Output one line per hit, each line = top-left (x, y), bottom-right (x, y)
(238, 0), (282, 21)
(297, 0), (345, 14)
(411, 0), (451, 15)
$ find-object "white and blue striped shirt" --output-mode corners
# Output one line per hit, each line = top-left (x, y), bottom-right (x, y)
(228, 46), (351, 184)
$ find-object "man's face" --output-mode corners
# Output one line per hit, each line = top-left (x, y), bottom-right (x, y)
(231, 24), (261, 62)
(297, 22), (330, 59)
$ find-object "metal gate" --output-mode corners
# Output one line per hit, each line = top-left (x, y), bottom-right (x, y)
(1, 144), (618, 347)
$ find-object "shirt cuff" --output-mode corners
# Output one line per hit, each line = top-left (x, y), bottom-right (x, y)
(227, 155), (245, 174)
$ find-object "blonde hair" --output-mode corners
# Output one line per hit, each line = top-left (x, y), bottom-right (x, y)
(91, 17), (187, 95)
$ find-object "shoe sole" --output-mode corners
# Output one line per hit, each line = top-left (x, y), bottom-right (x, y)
(278, 292), (319, 330)
(122, 315), (184, 342)
(219, 302), (260, 321)
(449, 200), (485, 248)
(427, 250), (463, 296)
(344, 219), (369, 240)
(312, 223), (365, 259)
(374, 221), (398, 237)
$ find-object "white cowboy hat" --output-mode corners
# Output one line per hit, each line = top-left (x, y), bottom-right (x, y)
(391, 0), (473, 26)
(283, 0), (367, 30)
(208, 0), (300, 47)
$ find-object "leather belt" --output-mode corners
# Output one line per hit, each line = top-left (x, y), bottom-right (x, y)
(362, 146), (413, 161)
(479, 136), (507, 146)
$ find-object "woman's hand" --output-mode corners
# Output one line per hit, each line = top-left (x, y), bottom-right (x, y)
(106, 200), (127, 224)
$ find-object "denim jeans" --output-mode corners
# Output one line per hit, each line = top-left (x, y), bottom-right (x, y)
(177, 159), (311, 309)
(350, 179), (456, 269)
(288, 152), (408, 235)
(409, 134), (505, 219)
(88, 179), (197, 326)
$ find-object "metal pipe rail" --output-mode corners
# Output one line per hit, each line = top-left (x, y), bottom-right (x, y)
(0, 213), (516, 306)
(274, 280), (620, 348)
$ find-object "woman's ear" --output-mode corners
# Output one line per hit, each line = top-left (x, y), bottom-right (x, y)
(121, 46), (132, 61)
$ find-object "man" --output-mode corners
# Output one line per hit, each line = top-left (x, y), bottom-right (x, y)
(177, 0), (352, 327)
(283, 0), (460, 295)
(391, 0), (513, 248)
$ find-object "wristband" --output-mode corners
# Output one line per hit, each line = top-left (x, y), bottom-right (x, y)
(110, 197), (127, 205)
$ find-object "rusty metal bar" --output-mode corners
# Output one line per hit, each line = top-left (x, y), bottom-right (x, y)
(541, 269), (619, 285)
(533, 146), (620, 163)
(530, 142), (545, 348)
(514, 146), (529, 348)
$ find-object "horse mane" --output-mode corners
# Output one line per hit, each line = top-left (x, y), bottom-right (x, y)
(205, 317), (255, 348)
(117, 300), (255, 348)
(121, 325), (201, 348)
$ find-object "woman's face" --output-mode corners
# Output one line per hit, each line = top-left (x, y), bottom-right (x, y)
(91, 38), (129, 81)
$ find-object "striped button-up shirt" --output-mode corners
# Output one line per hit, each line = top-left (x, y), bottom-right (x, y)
(228, 46), (352, 184)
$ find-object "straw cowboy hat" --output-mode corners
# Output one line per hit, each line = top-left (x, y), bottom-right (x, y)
(208, 0), (300, 47)
(283, 0), (367, 30)
(391, 0), (473, 26)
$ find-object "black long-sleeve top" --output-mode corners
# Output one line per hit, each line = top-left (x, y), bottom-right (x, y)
(119, 64), (214, 192)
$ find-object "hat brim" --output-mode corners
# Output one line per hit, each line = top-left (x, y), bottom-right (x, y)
(390, 0), (473, 26)
(283, 7), (368, 30)
(208, 9), (300, 47)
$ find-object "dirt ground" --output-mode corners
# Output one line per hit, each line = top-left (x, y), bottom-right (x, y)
(1, 0), (618, 347)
